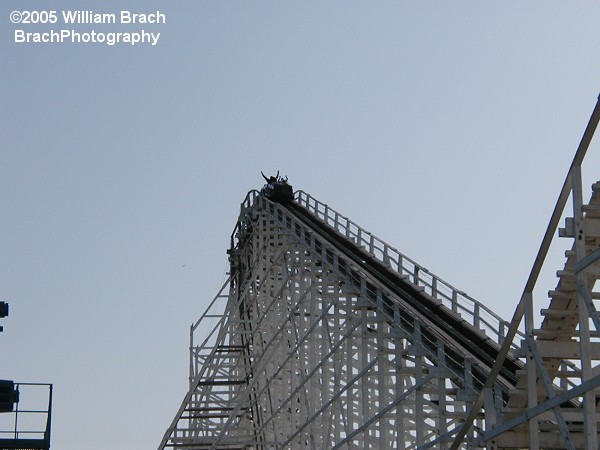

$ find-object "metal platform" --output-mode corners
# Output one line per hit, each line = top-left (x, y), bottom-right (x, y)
(0, 383), (52, 450)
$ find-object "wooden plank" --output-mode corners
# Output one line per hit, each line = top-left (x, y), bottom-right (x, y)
(535, 340), (600, 359)
(584, 218), (600, 238)
(493, 430), (585, 448)
(541, 308), (578, 317)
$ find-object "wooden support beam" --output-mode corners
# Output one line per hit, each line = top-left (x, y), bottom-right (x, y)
(493, 430), (585, 448)
(535, 340), (600, 359)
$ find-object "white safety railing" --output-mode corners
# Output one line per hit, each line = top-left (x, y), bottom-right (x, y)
(294, 190), (521, 352)
(232, 189), (521, 353)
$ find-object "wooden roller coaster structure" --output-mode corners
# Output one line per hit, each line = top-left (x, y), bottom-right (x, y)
(159, 95), (600, 449)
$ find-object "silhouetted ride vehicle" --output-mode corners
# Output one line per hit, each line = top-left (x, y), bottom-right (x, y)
(261, 171), (293, 203)
(261, 181), (293, 202)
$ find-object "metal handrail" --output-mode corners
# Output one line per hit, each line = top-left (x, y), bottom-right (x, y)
(233, 189), (521, 351)
(293, 190), (520, 350)
(0, 383), (52, 447)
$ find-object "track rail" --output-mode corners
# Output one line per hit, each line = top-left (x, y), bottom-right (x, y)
(232, 190), (525, 389)
(294, 190), (518, 350)
(278, 197), (523, 388)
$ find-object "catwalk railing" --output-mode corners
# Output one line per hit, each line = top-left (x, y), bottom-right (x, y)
(234, 189), (522, 355)
(0, 383), (52, 450)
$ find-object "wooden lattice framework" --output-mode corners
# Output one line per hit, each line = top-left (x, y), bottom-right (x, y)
(159, 96), (600, 450)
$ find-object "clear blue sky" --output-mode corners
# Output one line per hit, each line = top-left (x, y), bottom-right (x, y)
(2, 2), (600, 449)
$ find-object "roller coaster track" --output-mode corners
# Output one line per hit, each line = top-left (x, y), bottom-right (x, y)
(158, 97), (600, 449)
